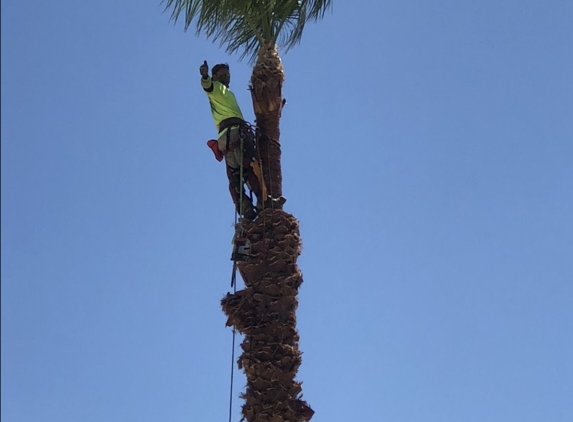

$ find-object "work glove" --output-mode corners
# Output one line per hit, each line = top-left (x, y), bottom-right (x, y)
(199, 60), (209, 78)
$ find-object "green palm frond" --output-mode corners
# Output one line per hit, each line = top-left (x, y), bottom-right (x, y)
(163, 0), (332, 62)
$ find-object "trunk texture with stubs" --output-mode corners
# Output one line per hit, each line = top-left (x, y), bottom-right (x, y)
(220, 45), (313, 422)
(250, 44), (284, 199)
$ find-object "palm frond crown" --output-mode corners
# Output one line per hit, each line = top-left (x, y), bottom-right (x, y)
(164, 0), (332, 61)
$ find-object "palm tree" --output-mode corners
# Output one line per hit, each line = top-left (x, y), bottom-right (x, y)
(164, 1), (331, 421)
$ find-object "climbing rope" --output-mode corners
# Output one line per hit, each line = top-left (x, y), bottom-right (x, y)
(228, 261), (237, 422)
(231, 129), (247, 286)
(238, 129), (245, 221)
(227, 126), (247, 422)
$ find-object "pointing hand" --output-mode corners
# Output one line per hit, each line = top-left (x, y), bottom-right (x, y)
(200, 60), (209, 77)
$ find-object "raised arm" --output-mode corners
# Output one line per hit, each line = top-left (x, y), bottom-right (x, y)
(199, 60), (213, 92)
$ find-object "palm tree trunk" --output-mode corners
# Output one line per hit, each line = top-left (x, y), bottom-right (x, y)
(249, 44), (285, 199)
(220, 45), (313, 422)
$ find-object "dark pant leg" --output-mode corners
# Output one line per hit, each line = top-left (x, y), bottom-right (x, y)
(239, 134), (264, 206)
(226, 162), (256, 219)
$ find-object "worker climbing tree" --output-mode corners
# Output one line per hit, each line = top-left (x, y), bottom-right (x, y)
(165, 1), (333, 421)
(200, 60), (285, 221)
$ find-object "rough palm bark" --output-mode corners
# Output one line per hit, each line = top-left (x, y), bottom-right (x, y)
(221, 209), (313, 422)
(250, 44), (285, 199)
(220, 44), (313, 422)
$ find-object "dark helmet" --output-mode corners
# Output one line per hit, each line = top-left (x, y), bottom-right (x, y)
(212, 63), (230, 76)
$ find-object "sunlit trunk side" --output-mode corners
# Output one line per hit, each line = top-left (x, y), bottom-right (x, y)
(220, 44), (313, 422)
(250, 44), (284, 199)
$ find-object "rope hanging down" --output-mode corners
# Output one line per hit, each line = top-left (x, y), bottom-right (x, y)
(227, 128), (245, 422)
(228, 261), (237, 422)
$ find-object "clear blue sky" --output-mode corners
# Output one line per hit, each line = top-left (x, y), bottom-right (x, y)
(2, 1), (572, 421)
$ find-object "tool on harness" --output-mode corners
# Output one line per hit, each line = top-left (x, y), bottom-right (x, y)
(230, 222), (251, 262)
